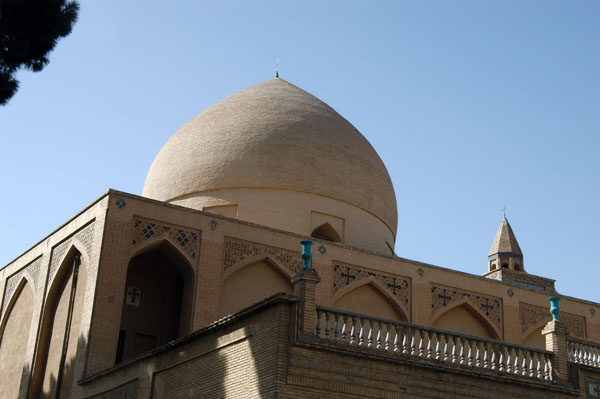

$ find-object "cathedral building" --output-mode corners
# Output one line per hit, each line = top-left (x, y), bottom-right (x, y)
(0, 78), (598, 398)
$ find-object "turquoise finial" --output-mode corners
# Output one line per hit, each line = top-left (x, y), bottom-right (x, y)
(549, 297), (561, 321)
(300, 240), (313, 269)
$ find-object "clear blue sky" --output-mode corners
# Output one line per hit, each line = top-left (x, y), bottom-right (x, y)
(1, 1), (599, 304)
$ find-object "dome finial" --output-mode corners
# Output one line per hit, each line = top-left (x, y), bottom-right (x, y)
(275, 59), (280, 78)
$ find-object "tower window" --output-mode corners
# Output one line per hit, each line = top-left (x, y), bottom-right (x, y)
(501, 263), (508, 269)
(514, 264), (520, 271)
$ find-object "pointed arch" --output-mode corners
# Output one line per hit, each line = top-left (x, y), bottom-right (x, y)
(311, 223), (341, 243)
(0, 278), (34, 399)
(218, 257), (293, 318)
(130, 234), (196, 266)
(334, 279), (407, 322)
(432, 302), (499, 340)
(223, 254), (293, 282)
(117, 240), (195, 363)
(31, 245), (87, 398)
(522, 326), (546, 350)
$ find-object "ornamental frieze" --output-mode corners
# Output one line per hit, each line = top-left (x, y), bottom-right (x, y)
(223, 237), (303, 275)
(333, 261), (410, 314)
(48, 221), (95, 287)
(431, 283), (503, 332)
(520, 302), (586, 339)
(131, 218), (199, 260)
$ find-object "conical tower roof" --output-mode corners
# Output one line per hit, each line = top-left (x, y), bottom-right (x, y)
(488, 218), (522, 257)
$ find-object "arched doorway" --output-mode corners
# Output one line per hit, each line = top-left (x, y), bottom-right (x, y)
(116, 242), (194, 363)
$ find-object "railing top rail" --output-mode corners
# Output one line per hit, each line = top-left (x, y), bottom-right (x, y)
(567, 336), (600, 347)
(316, 305), (553, 355)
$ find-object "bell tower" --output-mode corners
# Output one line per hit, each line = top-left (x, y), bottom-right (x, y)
(488, 217), (524, 273)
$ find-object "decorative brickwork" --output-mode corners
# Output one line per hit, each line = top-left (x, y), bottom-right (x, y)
(131, 218), (200, 260)
(48, 222), (95, 286)
(333, 261), (410, 313)
(431, 283), (503, 331)
(485, 269), (556, 293)
(223, 237), (303, 274)
(1, 256), (42, 316)
(520, 302), (586, 338)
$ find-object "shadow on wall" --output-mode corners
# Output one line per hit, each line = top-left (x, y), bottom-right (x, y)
(23, 334), (88, 399)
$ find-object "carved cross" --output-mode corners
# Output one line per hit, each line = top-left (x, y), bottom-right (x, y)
(438, 289), (452, 306)
(341, 267), (356, 285)
(481, 298), (494, 316)
(387, 277), (402, 296)
(127, 287), (141, 305)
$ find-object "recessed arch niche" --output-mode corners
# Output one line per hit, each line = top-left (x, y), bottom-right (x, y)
(311, 223), (341, 243)
(218, 258), (292, 318)
(334, 282), (407, 321)
(522, 326), (545, 350)
(0, 278), (34, 399)
(31, 247), (87, 399)
(117, 241), (194, 363)
(433, 303), (498, 339)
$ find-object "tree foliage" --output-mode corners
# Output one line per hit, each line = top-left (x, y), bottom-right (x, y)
(0, 0), (79, 105)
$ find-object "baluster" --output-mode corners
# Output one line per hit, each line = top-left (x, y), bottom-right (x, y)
(536, 353), (543, 379)
(475, 341), (481, 368)
(411, 329), (417, 356)
(594, 347), (599, 367)
(467, 339), (473, 367)
(394, 325), (400, 352)
(483, 343), (489, 369)
(419, 330), (425, 357)
(452, 336), (458, 364)
(567, 341), (573, 361)
(544, 354), (551, 381)
(333, 313), (340, 341)
(376, 321), (383, 349)
(513, 348), (520, 375)
(573, 343), (579, 363)
(341, 315), (348, 342)
(368, 319), (374, 348)
(529, 354), (535, 378)
(350, 316), (357, 345)
(499, 345), (505, 372)
(316, 309), (322, 337)
(385, 323), (392, 351)
(435, 332), (441, 360)
(359, 318), (365, 346)
(324, 311), (331, 340)
(459, 337), (466, 365)
(586, 345), (592, 366)
(506, 347), (512, 373)
(491, 345), (497, 371)
(444, 334), (450, 362)
(427, 331), (433, 360)
(577, 343), (584, 364)
(522, 350), (528, 376)
(402, 327), (409, 355)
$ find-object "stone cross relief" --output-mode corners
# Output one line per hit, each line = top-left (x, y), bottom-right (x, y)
(126, 286), (141, 307)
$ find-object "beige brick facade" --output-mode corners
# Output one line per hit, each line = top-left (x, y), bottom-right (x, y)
(0, 190), (598, 398)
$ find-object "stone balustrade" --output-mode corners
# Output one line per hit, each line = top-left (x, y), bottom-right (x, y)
(567, 336), (600, 368)
(315, 306), (553, 381)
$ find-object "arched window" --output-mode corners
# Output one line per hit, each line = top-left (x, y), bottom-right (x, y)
(501, 263), (508, 269)
(117, 242), (194, 363)
(514, 263), (520, 271)
(311, 223), (341, 243)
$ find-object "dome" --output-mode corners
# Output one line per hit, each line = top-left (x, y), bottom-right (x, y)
(143, 78), (398, 252)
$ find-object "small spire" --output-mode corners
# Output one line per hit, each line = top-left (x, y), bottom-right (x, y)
(502, 206), (507, 219)
(275, 59), (280, 78)
(489, 217), (522, 257)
